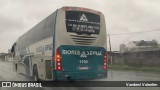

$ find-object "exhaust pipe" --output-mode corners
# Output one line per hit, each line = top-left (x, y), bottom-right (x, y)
(66, 76), (71, 80)
(65, 75), (74, 81)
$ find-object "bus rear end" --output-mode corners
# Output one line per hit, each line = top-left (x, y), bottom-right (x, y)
(54, 7), (107, 80)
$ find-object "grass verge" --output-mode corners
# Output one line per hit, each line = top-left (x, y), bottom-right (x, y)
(108, 64), (160, 72)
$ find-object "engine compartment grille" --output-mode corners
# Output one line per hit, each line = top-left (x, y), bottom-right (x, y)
(70, 35), (97, 45)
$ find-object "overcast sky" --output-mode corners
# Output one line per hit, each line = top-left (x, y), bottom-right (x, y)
(1, 0), (160, 52)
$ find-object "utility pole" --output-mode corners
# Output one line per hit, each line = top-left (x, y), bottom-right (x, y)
(108, 34), (112, 62)
(108, 34), (113, 79)
(108, 34), (112, 52)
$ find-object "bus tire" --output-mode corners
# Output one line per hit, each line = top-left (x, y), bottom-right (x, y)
(15, 64), (17, 71)
(33, 65), (39, 81)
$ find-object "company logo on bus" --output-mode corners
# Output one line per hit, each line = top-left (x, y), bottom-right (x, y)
(66, 11), (100, 35)
(62, 50), (102, 58)
(80, 51), (87, 58)
(79, 14), (88, 22)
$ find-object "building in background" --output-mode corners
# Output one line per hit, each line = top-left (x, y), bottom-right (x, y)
(120, 39), (159, 52)
(0, 49), (13, 62)
(120, 44), (127, 53)
(0, 53), (7, 62)
(117, 39), (160, 66)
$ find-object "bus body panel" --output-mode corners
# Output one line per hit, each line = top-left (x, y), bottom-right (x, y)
(54, 45), (107, 80)
(29, 37), (53, 80)
(58, 45), (105, 72)
(54, 7), (107, 80)
(12, 10), (57, 80)
(55, 8), (107, 48)
(12, 7), (107, 81)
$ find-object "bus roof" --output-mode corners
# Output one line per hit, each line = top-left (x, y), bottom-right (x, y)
(62, 6), (102, 15)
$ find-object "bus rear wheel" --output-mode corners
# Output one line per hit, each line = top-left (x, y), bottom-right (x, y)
(15, 64), (17, 71)
(33, 65), (39, 81)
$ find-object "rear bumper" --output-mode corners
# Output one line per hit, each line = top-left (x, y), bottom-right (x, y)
(54, 71), (107, 81)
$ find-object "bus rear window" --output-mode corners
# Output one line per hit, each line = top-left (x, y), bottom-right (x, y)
(65, 11), (100, 35)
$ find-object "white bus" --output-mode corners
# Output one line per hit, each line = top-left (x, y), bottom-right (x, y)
(11, 6), (107, 81)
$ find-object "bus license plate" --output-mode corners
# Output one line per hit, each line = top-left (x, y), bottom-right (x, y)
(79, 66), (88, 70)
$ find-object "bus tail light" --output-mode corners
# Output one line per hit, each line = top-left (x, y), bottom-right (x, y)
(56, 49), (62, 71)
(103, 51), (108, 70)
(66, 7), (70, 10)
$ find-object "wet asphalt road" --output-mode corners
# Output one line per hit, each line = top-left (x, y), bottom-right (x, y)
(0, 62), (160, 90)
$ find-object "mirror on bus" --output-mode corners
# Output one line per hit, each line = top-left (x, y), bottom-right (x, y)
(11, 42), (16, 53)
